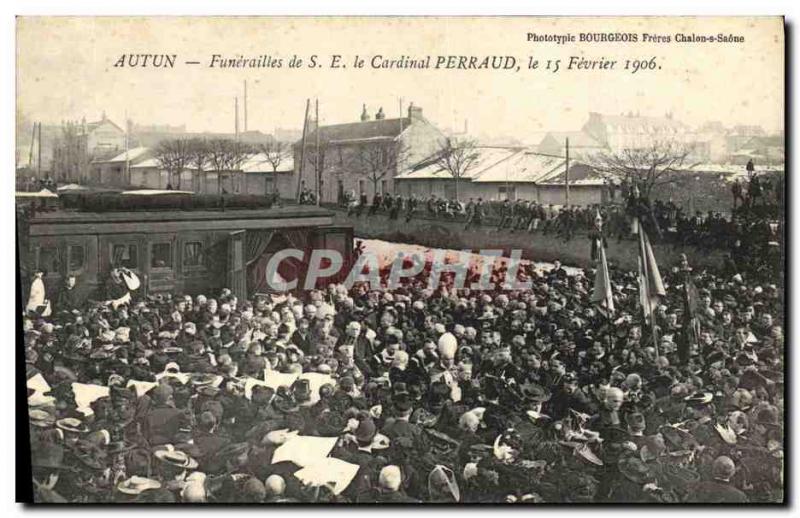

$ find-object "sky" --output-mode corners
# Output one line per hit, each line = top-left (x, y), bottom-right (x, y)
(16, 17), (784, 142)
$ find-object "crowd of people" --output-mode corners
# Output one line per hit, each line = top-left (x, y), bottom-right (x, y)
(340, 171), (782, 254)
(24, 228), (784, 503)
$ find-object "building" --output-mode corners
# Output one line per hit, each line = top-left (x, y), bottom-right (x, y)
(16, 114), (126, 180)
(293, 103), (444, 203)
(536, 131), (607, 159)
(91, 147), (151, 187)
(83, 114), (126, 157)
(127, 151), (295, 195)
(581, 112), (692, 153)
(396, 147), (613, 206)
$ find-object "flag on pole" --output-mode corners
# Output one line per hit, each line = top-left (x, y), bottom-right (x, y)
(679, 272), (701, 362)
(591, 238), (614, 315)
(636, 218), (665, 326)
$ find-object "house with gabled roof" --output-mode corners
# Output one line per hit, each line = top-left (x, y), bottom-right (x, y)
(396, 147), (612, 206)
(292, 103), (444, 203)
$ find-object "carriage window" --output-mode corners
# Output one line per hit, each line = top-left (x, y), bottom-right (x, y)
(68, 245), (85, 273)
(38, 247), (61, 274)
(183, 241), (203, 268)
(151, 243), (173, 269)
(111, 244), (138, 269)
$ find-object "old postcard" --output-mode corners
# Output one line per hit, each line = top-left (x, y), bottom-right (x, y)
(16, 16), (784, 504)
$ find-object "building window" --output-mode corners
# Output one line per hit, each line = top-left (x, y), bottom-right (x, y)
(37, 247), (61, 275)
(68, 245), (85, 273)
(183, 241), (204, 268)
(111, 244), (139, 269)
(381, 180), (388, 194)
(358, 180), (365, 196)
(498, 185), (516, 201)
(151, 243), (173, 269)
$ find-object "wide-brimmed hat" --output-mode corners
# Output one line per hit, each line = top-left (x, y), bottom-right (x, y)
(29, 409), (55, 428)
(56, 417), (89, 434)
(117, 476), (162, 495)
(618, 457), (652, 484)
(684, 391), (714, 406)
(520, 383), (551, 402)
(574, 444), (603, 466)
(154, 447), (198, 469)
(659, 425), (700, 451)
(190, 373), (221, 387)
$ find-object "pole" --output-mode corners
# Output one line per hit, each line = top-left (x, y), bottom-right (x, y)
(565, 137), (570, 207)
(37, 122), (42, 178)
(315, 98), (321, 206)
(295, 99), (311, 201)
(124, 116), (131, 187)
(28, 123), (36, 176)
(399, 97), (403, 133)
(243, 80), (248, 132)
(234, 96), (239, 194)
(637, 219), (660, 357)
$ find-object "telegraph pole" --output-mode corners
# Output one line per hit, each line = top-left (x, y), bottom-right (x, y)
(243, 80), (248, 132)
(565, 137), (570, 206)
(37, 122), (42, 179)
(295, 99), (311, 201)
(315, 98), (321, 206)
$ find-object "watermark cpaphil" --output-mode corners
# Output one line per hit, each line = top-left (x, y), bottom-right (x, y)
(264, 248), (536, 292)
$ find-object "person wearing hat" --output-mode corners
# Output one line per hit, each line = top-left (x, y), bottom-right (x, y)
(685, 456), (748, 503)
(142, 382), (191, 446)
(546, 371), (592, 421)
(334, 417), (385, 502)
(607, 457), (660, 502)
(381, 392), (422, 445)
(191, 410), (230, 471)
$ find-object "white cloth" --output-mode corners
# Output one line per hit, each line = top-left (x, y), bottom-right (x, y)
(271, 435), (338, 468)
(293, 458), (360, 496)
(71, 383), (110, 412)
(127, 380), (158, 397)
(26, 277), (50, 316)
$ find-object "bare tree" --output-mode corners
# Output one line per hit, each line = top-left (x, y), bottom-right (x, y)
(154, 138), (192, 189)
(434, 137), (480, 200)
(206, 138), (254, 194)
(259, 140), (291, 173)
(348, 140), (408, 197)
(52, 121), (90, 183)
(588, 140), (697, 198)
(186, 138), (211, 192)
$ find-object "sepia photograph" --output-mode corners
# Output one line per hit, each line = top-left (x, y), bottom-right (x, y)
(15, 15), (785, 505)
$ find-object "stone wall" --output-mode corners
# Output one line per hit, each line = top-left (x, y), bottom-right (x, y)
(329, 207), (727, 271)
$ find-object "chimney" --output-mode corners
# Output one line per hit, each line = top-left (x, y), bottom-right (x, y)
(408, 102), (423, 122)
(375, 107), (385, 120)
(360, 104), (369, 122)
